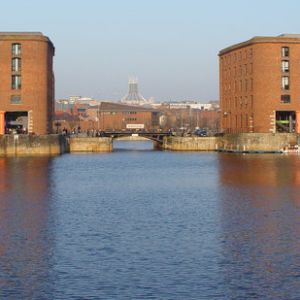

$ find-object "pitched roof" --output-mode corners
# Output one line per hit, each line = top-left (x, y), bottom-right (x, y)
(99, 102), (157, 112)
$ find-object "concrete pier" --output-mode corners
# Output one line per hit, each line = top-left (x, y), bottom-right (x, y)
(217, 133), (298, 153)
(162, 136), (218, 151)
(0, 135), (113, 156)
(0, 133), (299, 156)
(69, 137), (113, 152)
(162, 133), (300, 153)
(0, 134), (68, 156)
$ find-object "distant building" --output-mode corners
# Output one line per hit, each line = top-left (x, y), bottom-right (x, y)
(98, 102), (159, 131)
(55, 99), (73, 113)
(157, 103), (220, 132)
(55, 100), (160, 132)
(121, 78), (151, 106)
(68, 96), (82, 103)
(156, 101), (219, 111)
(219, 34), (300, 133)
(0, 32), (55, 134)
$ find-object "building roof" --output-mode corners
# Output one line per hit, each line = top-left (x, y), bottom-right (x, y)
(0, 32), (54, 50)
(0, 32), (44, 35)
(219, 34), (300, 55)
(100, 102), (157, 112)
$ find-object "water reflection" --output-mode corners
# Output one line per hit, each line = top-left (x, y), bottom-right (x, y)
(218, 154), (300, 299)
(113, 140), (155, 151)
(0, 157), (54, 299)
(1, 151), (300, 299)
(218, 153), (300, 187)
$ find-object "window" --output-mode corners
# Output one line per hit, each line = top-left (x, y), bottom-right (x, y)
(282, 76), (289, 90)
(249, 48), (253, 59)
(12, 43), (21, 56)
(281, 60), (289, 72)
(281, 95), (291, 103)
(250, 114), (254, 132)
(12, 75), (21, 89)
(12, 58), (21, 72)
(281, 47), (289, 57)
(10, 95), (21, 104)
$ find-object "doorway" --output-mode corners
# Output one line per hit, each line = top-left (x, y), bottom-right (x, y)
(276, 111), (295, 133)
(5, 111), (28, 134)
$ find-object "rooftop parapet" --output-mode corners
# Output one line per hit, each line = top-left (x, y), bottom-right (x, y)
(219, 34), (300, 55)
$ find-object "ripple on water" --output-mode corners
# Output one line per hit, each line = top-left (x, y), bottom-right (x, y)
(0, 145), (300, 299)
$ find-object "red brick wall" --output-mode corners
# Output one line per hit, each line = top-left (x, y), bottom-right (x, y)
(220, 37), (300, 133)
(0, 34), (54, 134)
(99, 111), (155, 131)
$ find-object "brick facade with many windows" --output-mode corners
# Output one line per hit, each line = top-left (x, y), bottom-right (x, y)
(219, 34), (300, 133)
(0, 32), (55, 134)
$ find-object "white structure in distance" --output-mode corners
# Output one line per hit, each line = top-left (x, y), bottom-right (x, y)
(121, 78), (152, 106)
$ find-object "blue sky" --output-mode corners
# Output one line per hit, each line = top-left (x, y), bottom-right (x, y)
(1, 0), (300, 101)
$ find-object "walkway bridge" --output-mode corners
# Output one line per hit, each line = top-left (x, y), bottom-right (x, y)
(101, 131), (172, 143)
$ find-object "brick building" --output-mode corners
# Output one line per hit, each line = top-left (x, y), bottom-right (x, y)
(97, 102), (159, 131)
(157, 103), (220, 132)
(0, 32), (55, 134)
(219, 34), (300, 133)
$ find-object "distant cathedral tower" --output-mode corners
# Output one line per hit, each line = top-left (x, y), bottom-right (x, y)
(121, 78), (148, 105)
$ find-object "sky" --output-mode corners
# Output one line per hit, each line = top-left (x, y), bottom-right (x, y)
(1, 0), (300, 102)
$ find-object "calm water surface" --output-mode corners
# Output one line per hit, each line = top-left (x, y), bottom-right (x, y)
(1, 140), (300, 299)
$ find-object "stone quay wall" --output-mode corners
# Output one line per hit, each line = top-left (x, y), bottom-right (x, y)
(69, 137), (113, 152)
(218, 133), (298, 152)
(0, 135), (113, 156)
(162, 136), (218, 151)
(0, 134), (67, 156)
(162, 133), (300, 152)
(0, 133), (299, 156)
